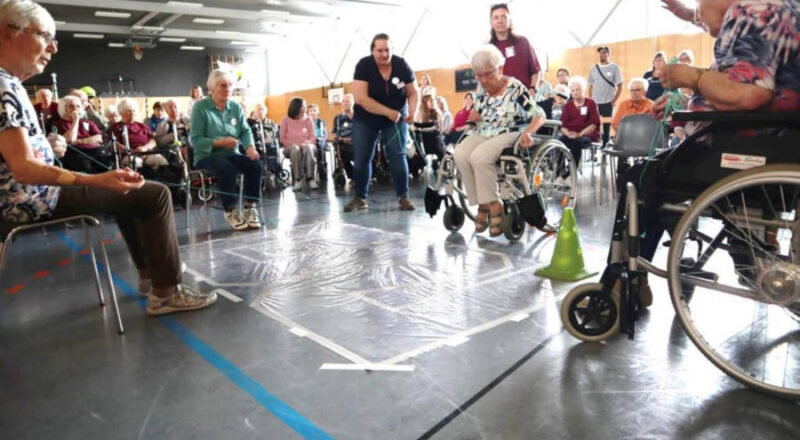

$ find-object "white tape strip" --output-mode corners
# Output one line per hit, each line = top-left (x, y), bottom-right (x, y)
(510, 312), (530, 322)
(319, 363), (416, 372)
(213, 288), (243, 303)
(289, 327), (309, 337)
(445, 336), (470, 347)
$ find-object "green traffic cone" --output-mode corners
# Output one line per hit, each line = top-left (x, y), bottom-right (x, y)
(536, 208), (597, 281)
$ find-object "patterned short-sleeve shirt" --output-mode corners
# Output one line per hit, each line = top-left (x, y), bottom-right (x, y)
(688, 0), (800, 134)
(470, 77), (545, 137)
(0, 68), (60, 223)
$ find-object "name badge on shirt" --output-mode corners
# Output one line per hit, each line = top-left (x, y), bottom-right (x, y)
(231, 118), (237, 126)
(606, 71), (612, 77)
(302, 127), (307, 133)
(505, 46), (516, 58)
(343, 122), (350, 128)
(580, 106), (587, 116)
(82, 121), (89, 131)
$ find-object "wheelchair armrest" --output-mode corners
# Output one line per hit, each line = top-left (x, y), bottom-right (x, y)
(672, 110), (800, 123)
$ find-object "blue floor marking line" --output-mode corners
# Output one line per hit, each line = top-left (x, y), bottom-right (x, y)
(57, 232), (334, 440)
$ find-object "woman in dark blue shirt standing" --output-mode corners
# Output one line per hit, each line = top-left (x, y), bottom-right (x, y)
(344, 33), (419, 212)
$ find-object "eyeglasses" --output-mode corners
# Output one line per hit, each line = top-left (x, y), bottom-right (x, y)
(474, 68), (497, 79)
(630, 88), (643, 92)
(6, 24), (58, 48)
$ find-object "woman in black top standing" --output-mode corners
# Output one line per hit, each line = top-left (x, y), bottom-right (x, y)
(344, 33), (419, 212)
(643, 51), (667, 101)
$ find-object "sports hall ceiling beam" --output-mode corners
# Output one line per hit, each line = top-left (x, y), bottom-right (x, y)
(585, 0), (625, 46)
(132, 11), (158, 28)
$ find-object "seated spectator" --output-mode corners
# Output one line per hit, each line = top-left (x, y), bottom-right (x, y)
(33, 88), (58, 130)
(190, 69), (262, 230)
(187, 85), (203, 117)
(110, 98), (168, 169)
(280, 97), (317, 191)
(677, 49), (694, 65)
(307, 103), (329, 182)
(447, 92), (473, 145)
(551, 84), (570, 121)
(155, 100), (189, 149)
(453, 45), (545, 237)
(644, 51), (667, 100)
(611, 78), (655, 132)
(534, 76), (553, 102)
(414, 94), (445, 163)
(559, 76), (600, 166)
(51, 95), (110, 173)
(669, 125), (686, 148)
(0, 0), (216, 315)
(332, 93), (355, 181)
(247, 103), (278, 155)
(102, 104), (120, 142)
(556, 66), (570, 86)
(436, 95), (453, 139)
(148, 101), (166, 132)
(71, 87), (107, 131)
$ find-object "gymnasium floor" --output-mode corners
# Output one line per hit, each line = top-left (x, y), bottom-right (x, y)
(1, 166), (799, 439)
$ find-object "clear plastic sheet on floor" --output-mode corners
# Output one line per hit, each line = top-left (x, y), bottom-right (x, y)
(180, 222), (559, 363)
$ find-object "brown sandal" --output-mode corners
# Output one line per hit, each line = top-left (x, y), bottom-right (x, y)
(475, 208), (490, 233)
(489, 213), (504, 237)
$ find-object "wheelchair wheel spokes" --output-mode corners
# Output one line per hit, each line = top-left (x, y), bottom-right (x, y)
(530, 142), (577, 231)
(668, 165), (800, 399)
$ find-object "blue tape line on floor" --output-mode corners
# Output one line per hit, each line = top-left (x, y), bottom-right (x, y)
(57, 232), (333, 440)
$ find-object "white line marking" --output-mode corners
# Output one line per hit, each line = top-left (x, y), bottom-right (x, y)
(184, 267), (213, 285)
(223, 249), (265, 265)
(510, 312), (530, 322)
(289, 327), (309, 337)
(214, 288), (243, 303)
(249, 304), (372, 365)
(445, 336), (470, 347)
(319, 363), (416, 372)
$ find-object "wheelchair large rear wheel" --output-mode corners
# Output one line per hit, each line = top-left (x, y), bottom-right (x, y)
(529, 141), (578, 233)
(667, 164), (800, 400)
(561, 283), (620, 342)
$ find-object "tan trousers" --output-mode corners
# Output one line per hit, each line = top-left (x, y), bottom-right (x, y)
(453, 132), (518, 205)
(283, 143), (317, 181)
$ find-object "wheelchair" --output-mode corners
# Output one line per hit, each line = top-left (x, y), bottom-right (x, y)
(426, 119), (578, 241)
(331, 139), (353, 190)
(560, 110), (800, 400)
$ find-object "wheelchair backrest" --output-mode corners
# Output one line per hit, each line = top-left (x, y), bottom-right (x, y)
(613, 114), (660, 158)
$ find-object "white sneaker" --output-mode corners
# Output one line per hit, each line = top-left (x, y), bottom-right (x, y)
(146, 285), (217, 316)
(309, 180), (319, 190)
(292, 180), (303, 191)
(223, 209), (248, 231)
(242, 206), (261, 229)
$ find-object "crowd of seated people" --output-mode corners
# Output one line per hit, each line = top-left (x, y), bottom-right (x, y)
(307, 103), (328, 182)
(51, 95), (110, 174)
(110, 98), (167, 169)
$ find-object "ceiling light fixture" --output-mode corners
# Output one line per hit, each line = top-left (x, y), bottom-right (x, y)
(193, 17), (224, 24)
(159, 37), (187, 42)
(180, 45), (205, 50)
(94, 11), (131, 18)
(166, 1), (204, 7)
(108, 42), (125, 48)
(230, 41), (255, 46)
(73, 33), (105, 39)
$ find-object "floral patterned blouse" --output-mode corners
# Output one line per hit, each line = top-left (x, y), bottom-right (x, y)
(0, 68), (60, 223)
(470, 76), (544, 137)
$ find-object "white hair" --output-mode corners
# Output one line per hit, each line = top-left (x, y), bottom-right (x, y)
(553, 84), (570, 99)
(117, 97), (139, 115)
(70, 89), (87, 101)
(567, 76), (588, 93)
(103, 104), (119, 119)
(36, 88), (52, 100)
(678, 49), (695, 64)
(628, 77), (649, 92)
(206, 69), (235, 91)
(471, 44), (505, 72)
(0, 0), (56, 36)
(57, 95), (82, 119)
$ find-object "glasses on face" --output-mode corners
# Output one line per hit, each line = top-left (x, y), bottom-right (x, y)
(7, 24), (57, 48)
(630, 88), (643, 92)
(474, 68), (497, 80)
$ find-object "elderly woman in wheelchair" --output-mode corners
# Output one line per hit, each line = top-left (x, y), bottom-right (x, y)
(428, 45), (577, 241)
(561, 0), (800, 400)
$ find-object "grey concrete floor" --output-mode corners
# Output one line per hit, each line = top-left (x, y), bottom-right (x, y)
(1, 165), (799, 440)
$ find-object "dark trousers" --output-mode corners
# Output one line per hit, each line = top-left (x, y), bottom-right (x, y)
(315, 140), (328, 180)
(61, 146), (113, 174)
(558, 135), (592, 167)
(51, 182), (180, 289)
(598, 103), (613, 146)
(196, 154), (263, 210)
(337, 142), (354, 179)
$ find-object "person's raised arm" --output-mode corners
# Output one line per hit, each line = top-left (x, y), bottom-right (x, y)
(661, 0), (695, 23)
(351, 80), (399, 122)
(659, 64), (774, 111)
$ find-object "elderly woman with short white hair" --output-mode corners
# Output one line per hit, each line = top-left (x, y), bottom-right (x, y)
(33, 87), (57, 128)
(190, 69), (262, 231)
(453, 44), (544, 237)
(109, 97), (167, 169)
(50, 95), (108, 173)
(0, 0), (216, 314)
(559, 76), (600, 166)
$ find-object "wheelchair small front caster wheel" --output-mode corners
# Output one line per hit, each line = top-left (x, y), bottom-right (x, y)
(334, 171), (346, 189)
(561, 283), (620, 342)
(443, 205), (465, 232)
(277, 169), (291, 189)
(194, 185), (214, 203)
(502, 203), (525, 242)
